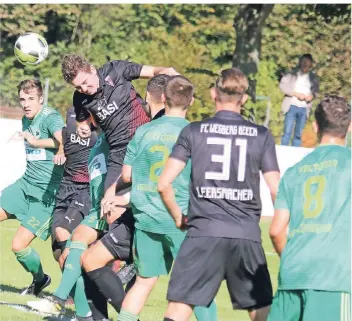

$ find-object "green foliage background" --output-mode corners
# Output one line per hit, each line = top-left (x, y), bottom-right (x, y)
(0, 4), (350, 142)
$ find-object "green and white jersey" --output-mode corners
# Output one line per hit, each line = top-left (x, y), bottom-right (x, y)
(124, 116), (191, 234)
(22, 105), (64, 195)
(275, 145), (351, 292)
(88, 134), (110, 214)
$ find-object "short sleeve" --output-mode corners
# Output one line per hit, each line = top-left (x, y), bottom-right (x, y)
(260, 130), (280, 173)
(113, 60), (143, 81)
(123, 128), (141, 165)
(170, 124), (192, 163)
(274, 173), (290, 210)
(73, 92), (90, 122)
(44, 113), (65, 137)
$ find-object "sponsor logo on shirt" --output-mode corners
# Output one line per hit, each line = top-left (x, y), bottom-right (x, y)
(96, 100), (119, 121)
(70, 133), (91, 146)
(105, 75), (114, 87)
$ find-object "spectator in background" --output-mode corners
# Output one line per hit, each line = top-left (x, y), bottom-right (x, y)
(280, 54), (319, 147)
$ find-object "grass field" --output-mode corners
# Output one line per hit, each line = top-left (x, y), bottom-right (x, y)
(0, 218), (279, 321)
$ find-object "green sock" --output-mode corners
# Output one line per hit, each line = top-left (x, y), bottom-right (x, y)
(118, 308), (139, 321)
(14, 247), (45, 282)
(73, 275), (92, 318)
(54, 241), (87, 300)
(194, 300), (218, 321)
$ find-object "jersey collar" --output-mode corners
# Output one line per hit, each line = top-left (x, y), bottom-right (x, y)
(214, 110), (243, 119)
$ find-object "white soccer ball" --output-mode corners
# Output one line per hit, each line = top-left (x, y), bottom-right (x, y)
(14, 32), (49, 66)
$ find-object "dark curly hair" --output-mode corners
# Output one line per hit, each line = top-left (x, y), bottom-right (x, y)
(62, 54), (92, 83)
(315, 95), (351, 141)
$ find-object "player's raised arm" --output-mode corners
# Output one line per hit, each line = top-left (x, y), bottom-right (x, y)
(139, 65), (179, 79)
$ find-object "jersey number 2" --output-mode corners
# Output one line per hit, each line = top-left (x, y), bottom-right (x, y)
(303, 175), (326, 218)
(149, 145), (170, 182)
(205, 137), (247, 181)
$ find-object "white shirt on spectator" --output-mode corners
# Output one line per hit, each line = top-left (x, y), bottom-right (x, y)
(291, 71), (311, 108)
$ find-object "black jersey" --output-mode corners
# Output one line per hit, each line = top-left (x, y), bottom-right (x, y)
(62, 107), (98, 183)
(73, 60), (150, 152)
(170, 110), (279, 242)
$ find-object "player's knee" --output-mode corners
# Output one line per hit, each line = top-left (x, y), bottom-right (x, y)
(81, 249), (96, 272)
(55, 227), (70, 242)
(11, 238), (27, 252)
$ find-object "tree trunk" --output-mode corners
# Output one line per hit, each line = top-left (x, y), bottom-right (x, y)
(233, 4), (274, 105)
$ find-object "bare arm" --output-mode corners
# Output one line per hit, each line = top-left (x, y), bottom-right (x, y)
(53, 130), (66, 165)
(269, 208), (290, 256)
(139, 65), (179, 79)
(22, 131), (57, 148)
(158, 158), (187, 228)
(263, 171), (281, 204)
(122, 164), (132, 183)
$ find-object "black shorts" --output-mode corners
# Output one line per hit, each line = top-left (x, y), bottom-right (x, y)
(52, 182), (91, 236)
(100, 209), (134, 263)
(104, 149), (132, 192)
(167, 237), (273, 310)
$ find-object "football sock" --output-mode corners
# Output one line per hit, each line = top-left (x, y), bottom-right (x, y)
(118, 308), (138, 321)
(82, 270), (109, 320)
(14, 247), (45, 282)
(86, 266), (125, 313)
(54, 241), (87, 300)
(194, 300), (218, 321)
(72, 275), (92, 318)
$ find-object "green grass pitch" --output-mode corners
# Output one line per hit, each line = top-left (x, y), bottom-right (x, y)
(0, 218), (279, 321)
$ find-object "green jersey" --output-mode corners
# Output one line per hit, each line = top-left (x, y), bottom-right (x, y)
(275, 145), (351, 292)
(88, 134), (110, 213)
(22, 105), (64, 195)
(124, 116), (191, 234)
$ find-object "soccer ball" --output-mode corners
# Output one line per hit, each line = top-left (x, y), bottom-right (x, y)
(14, 32), (49, 66)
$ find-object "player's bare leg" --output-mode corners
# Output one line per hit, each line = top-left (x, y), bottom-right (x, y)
(12, 225), (51, 296)
(164, 301), (194, 321)
(248, 305), (270, 321)
(121, 275), (158, 316)
(53, 227), (71, 261)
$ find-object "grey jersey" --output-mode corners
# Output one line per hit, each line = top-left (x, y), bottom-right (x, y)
(170, 110), (279, 242)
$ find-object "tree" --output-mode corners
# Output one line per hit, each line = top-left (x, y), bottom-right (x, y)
(232, 4), (274, 109)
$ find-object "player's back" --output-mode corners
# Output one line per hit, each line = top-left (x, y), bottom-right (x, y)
(278, 145), (351, 292)
(180, 110), (279, 242)
(131, 116), (190, 234)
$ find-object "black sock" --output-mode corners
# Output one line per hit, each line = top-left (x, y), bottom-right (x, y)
(86, 266), (125, 313)
(82, 270), (108, 320)
(125, 274), (136, 293)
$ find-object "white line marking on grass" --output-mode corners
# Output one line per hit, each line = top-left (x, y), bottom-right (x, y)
(0, 227), (16, 231)
(0, 301), (72, 320)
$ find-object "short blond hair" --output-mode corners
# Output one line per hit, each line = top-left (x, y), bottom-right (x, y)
(215, 68), (248, 103)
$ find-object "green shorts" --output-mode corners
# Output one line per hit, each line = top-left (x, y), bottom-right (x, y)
(133, 228), (186, 277)
(0, 178), (56, 240)
(268, 290), (350, 321)
(80, 209), (108, 231)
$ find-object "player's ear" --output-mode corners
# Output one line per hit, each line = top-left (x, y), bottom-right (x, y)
(312, 120), (318, 134)
(241, 94), (249, 105)
(189, 96), (195, 106)
(348, 121), (351, 133)
(39, 95), (44, 105)
(161, 93), (166, 105)
(145, 91), (151, 103)
(210, 87), (217, 102)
